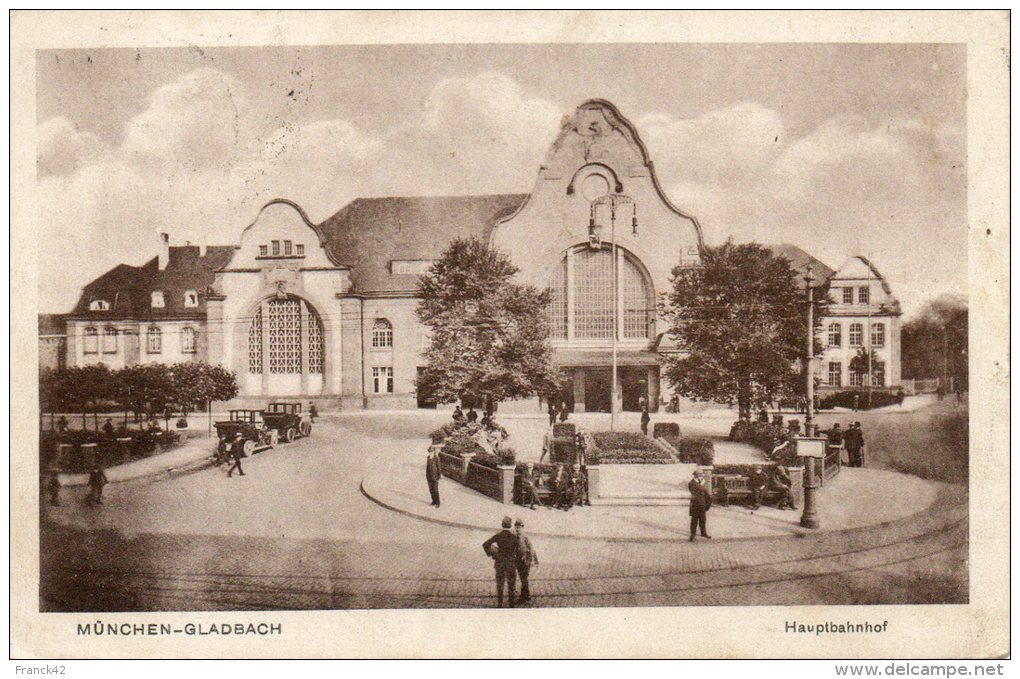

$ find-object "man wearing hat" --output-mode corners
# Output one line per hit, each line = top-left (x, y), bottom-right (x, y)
(482, 516), (520, 608)
(426, 444), (442, 507)
(514, 518), (539, 606)
(749, 465), (769, 510)
(227, 433), (247, 477)
(687, 470), (712, 542)
(844, 421), (865, 467)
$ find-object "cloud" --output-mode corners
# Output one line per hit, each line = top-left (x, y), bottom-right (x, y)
(36, 69), (964, 317)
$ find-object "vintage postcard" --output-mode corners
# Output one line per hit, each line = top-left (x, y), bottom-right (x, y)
(9, 10), (1009, 659)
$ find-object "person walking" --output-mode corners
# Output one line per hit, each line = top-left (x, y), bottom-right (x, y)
(102, 418), (116, 439)
(558, 402), (569, 423)
(514, 519), (539, 606)
(547, 401), (557, 427)
(426, 444), (442, 507)
(227, 433), (247, 477)
(844, 422), (865, 468)
(688, 470), (712, 541)
(640, 404), (651, 436)
(85, 465), (108, 505)
(308, 402), (318, 423)
(482, 516), (520, 608)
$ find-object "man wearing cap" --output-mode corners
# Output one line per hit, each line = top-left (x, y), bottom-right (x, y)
(514, 518), (539, 606)
(426, 444), (442, 507)
(227, 433), (247, 477)
(688, 470), (712, 542)
(482, 516), (520, 607)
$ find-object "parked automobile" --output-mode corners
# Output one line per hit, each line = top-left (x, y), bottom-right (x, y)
(213, 409), (276, 456)
(262, 402), (311, 442)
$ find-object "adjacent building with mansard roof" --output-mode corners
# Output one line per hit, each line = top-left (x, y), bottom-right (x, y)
(51, 99), (901, 411)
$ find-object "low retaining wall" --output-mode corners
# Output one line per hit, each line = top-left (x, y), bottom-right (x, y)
(438, 450), (515, 503)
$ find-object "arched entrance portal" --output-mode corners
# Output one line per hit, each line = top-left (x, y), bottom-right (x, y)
(246, 296), (324, 396)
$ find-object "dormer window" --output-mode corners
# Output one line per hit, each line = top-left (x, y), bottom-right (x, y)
(151, 291), (165, 308)
(89, 300), (110, 311)
(184, 290), (199, 307)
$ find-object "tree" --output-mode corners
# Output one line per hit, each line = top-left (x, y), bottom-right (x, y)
(849, 347), (883, 386)
(661, 241), (827, 419)
(901, 294), (967, 388)
(416, 237), (560, 408)
(169, 362), (238, 415)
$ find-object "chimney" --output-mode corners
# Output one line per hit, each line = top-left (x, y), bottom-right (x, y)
(158, 232), (170, 270)
(199, 240), (207, 257)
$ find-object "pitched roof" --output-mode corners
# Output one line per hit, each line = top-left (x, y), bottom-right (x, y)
(69, 245), (235, 320)
(318, 194), (528, 293)
(38, 313), (66, 336)
(768, 244), (836, 287)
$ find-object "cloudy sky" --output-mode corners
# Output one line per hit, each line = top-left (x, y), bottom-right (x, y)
(36, 43), (965, 315)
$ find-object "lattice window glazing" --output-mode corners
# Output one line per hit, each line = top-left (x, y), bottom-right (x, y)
(828, 362), (842, 387)
(848, 323), (863, 347)
(828, 323), (841, 347)
(308, 311), (323, 374)
(84, 327), (98, 354)
(870, 323), (885, 347)
(147, 327), (161, 354)
(182, 327), (196, 353)
(103, 327), (118, 353)
(622, 257), (650, 339)
(248, 307), (263, 374)
(268, 299), (302, 374)
(574, 248), (615, 339)
(372, 319), (393, 348)
(546, 258), (568, 339)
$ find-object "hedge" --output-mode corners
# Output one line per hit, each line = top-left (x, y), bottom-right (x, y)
(660, 436), (714, 466)
(652, 422), (680, 439)
(819, 390), (901, 410)
(729, 420), (786, 455)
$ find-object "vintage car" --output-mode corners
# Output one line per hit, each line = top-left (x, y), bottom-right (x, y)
(213, 409), (277, 456)
(261, 402), (311, 442)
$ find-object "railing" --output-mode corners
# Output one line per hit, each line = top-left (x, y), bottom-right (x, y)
(822, 445), (842, 484)
(901, 378), (941, 395)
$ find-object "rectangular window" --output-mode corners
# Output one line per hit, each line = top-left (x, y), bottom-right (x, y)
(827, 323), (841, 347)
(828, 362), (842, 387)
(182, 327), (196, 353)
(858, 286), (870, 304)
(849, 323), (863, 347)
(849, 371), (863, 387)
(372, 366), (394, 394)
(873, 362), (885, 387)
(296, 244), (304, 256)
(284, 240), (292, 256)
(842, 287), (854, 304)
(871, 323), (885, 347)
(259, 245), (268, 257)
(102, 327), (118, 354)
(147, 327), (161, 354)
(271, 240), (280, 256)
(83, 328), (98, 354)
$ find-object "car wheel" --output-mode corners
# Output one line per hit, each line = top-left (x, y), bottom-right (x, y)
(243, 440), (255, 456)
(270, 430), (279, 447)
(286, 427), (296, 443)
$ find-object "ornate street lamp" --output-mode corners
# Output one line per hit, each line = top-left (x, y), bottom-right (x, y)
(590, 193), (637, 431)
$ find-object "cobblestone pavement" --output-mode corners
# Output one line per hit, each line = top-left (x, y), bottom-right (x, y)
(41, 413), (968, 611)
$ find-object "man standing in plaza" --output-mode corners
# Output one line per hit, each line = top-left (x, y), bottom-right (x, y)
(514, 518), (539, 606)
(688, 470), (712, 541)
(482, 516), (520, 608)
(640, 402), (650, 436)
(85, 464), (108, 505)
(426, 444), (442, 507)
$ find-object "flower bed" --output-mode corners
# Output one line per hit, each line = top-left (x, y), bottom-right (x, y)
(432, 421), (516, 503)
(586, 431), (674, 465)
(819, 390), (901, 411)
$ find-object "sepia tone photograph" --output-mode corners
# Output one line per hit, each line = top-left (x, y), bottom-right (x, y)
(10, 10), (1009, 660)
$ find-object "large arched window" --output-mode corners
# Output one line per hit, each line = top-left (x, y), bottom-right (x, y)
(182, 326), (197, 353)
(372, 319), (393, 348)
(247, 298), (324, 375)
(546, 246), (653, 340)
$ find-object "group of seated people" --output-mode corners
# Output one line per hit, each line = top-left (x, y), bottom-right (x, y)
(517, 462), (590, 511)
(451, 405), (496, 428)
(715, 464), (797, 511)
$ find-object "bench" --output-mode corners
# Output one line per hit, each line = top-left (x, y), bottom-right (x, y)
(517, 472), (583, 507)
(712, 473), (786, 507)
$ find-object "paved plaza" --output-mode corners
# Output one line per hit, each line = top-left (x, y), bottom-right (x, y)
(41, 410), (968, 610)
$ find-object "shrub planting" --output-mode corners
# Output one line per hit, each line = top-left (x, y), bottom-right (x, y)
(652, 422), (680, 439)
(661, 436), (714, 465)
(818, 390), (901, 411)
